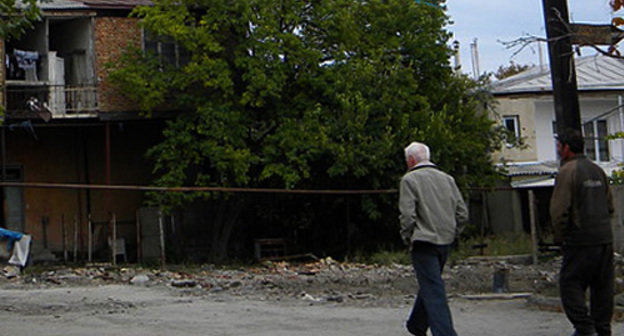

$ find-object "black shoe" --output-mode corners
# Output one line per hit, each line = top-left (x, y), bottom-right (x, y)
(406, 328), (426, 336)
(571, 332), (598, 336)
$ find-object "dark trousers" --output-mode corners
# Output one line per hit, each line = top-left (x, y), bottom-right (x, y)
(560, 244), (614, 336)
(406, 241), (457, 336)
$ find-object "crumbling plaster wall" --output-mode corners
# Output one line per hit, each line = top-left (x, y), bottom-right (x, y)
(94, 17), (142, 112)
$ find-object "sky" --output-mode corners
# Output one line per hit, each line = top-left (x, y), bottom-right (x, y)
(445, 0), (616, 78)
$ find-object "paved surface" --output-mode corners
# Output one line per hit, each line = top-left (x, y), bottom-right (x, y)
(0, 285), (620, 335)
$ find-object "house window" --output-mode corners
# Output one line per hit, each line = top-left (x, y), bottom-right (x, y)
(143, 31), (191, 68)
(503, 115), (520, 146)
(583, 120), (610, 162)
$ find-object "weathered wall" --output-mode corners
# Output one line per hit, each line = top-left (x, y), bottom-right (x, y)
(491, 97), (538, 163)
(94, 17), (142, 112)
(5, 121), (164, 258)
(486, 189), (525, 235)
(611, 185), (624, 253)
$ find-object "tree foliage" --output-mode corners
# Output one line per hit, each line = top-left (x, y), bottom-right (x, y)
(0, 0), (41, 117)
(494, 61), (531, 80)
(109, 0), (505, 259)
(0, 0), (41, 41)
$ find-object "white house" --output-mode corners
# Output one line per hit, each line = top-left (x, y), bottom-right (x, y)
(491, 53), (624, 185)
(488, 54), (624, 251)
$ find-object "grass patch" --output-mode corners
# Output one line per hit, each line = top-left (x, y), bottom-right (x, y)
(348, 234), (535, 266)
(452, 233), (534, 260)
(347, 249), (410, 266)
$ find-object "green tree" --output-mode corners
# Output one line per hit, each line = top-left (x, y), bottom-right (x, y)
(0, 0), (41, 116)
(494, 61), (531, 80)
(110, 0), (504, 260)
(0, 0), (40, 40)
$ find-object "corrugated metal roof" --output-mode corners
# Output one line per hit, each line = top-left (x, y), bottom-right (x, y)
(498, 161), (559, 177)
(20, 0), (89, 10)
(24, 0), (149, 10)
(491, 54), (624, 95)
(76, 0), (151, 9)
(510, 177), (555, 188)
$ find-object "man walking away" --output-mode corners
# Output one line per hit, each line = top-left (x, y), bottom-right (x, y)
(399, 141), (468, 336)
(550, 129), (615, 336)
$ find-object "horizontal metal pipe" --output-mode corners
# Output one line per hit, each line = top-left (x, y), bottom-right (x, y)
(0, 181), (398, 195)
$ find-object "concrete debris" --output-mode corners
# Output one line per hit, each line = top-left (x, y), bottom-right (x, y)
(300, 292), (321, 302)
(0, 253), (620, 310)
(130, 274), (150, 286)
(2, 265), (20, 279)
(170, 279), (197, 288)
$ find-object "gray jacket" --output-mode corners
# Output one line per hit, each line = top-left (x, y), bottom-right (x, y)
(399, 162), (468, 246)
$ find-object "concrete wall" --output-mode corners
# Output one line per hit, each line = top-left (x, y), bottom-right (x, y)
(485, 185), (624, 253)
(611, 185), (624, 253)
(486, 189), (524, 235)
(94, 17), (142, 112)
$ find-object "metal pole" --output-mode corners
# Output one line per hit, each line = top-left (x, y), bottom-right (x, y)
(158, 209), (166, 268)
(73, 214), (78, 262)
(62, 214), (67, 262)
(136, 209), (142, 263)
(88, 213), (92, 262)
(528, 190), (539, 265)
(111, 212), (117, 266)
(542, 0), (582, 134)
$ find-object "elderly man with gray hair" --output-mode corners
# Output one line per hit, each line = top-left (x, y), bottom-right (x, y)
(399, 141), (468, 336)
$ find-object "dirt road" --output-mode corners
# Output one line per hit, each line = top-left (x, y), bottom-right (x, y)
(0, 284), (619, 336)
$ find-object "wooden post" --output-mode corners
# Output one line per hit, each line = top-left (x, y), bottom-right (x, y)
(111, 212), (117, 266)
(480, 191), (489, 255)
(528, 190), (539, 265)
(62, 214), (67, 262)
(158, 209), (166, 269)
(41, 216), (49, 249)
(542, 0), (582, 134)
(73, 214), (78, 262)
(136, 209), (142, 263)
(88, 213), (92, 263)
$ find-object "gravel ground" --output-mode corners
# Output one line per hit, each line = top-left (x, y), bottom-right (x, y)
(0, 284), (613, 336)
(0, 255), (621, 335)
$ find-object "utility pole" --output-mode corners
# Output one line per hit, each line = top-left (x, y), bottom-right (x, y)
(542, 0), (581, 135)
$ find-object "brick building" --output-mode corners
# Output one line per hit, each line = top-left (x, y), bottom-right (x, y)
(0, 0), (167, 262)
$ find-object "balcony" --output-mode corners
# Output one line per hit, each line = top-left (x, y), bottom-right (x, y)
(6, 83), (98, 119)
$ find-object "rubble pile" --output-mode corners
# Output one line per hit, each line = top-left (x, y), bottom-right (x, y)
(0, 254), (621, 307)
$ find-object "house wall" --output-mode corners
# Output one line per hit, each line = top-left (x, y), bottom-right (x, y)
(5, 121), (164, 258)
(534, 95), (623, 162)
(94, 17), (142, 113)
(491, 97), (538, 163)
(495, 93), (624, 163)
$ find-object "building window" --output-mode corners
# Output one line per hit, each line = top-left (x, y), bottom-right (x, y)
(583, 120), (610, 162)
(143, 31), (191, 68)
(503, 115), (520, 147)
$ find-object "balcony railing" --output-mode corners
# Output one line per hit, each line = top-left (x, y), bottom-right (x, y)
(6, 83), (98, 118)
